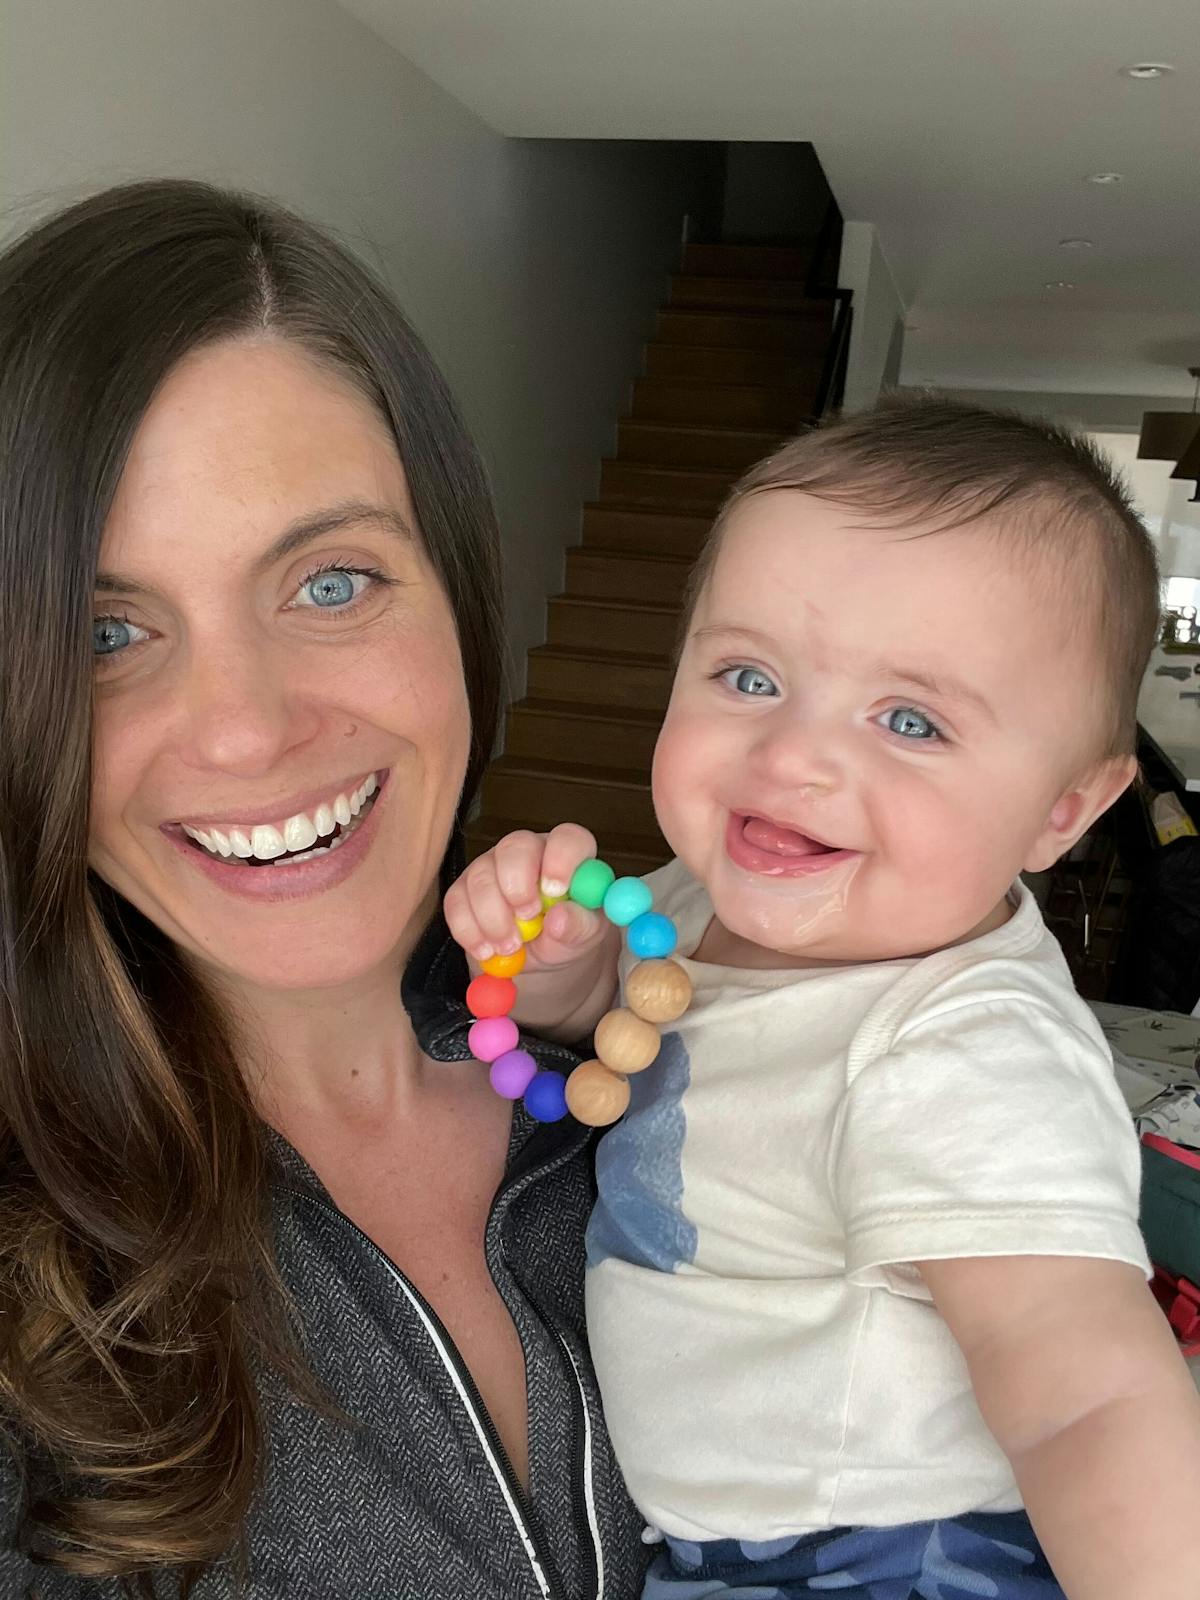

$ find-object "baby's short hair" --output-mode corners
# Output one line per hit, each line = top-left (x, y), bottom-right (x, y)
(686, 393), (1161, 759)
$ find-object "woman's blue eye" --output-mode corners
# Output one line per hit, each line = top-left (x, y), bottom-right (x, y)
(722, 666), (779, 697)
(883, 706), (940, 740)
(299, 569), (365, 608)
(93, 616), (149, 656)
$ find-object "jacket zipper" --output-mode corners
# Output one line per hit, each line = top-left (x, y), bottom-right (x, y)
(554, 1328), (605, 1600)
(283, 1186), (568, 1600)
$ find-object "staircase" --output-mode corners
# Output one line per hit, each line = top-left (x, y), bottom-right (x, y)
(468, 241), (845, 877)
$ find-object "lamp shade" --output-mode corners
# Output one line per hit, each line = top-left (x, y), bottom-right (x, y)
(1171, 429), (1200, 482)
(1138, 411), (1200, 460)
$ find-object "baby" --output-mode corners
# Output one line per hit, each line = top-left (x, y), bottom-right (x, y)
(446, 397), (1200, 1598)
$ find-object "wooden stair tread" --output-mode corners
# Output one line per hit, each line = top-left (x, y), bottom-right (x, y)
(528, 642), (673, 668)
(516, 696), (663, 726)
(489, 754), (651, 788)
(619, 419), (785, 441)
(568, 545), (692, 567)
(549, 593), (679, 616)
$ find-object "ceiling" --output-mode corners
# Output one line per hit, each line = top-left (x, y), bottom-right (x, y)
(335, 0), (1200, 403)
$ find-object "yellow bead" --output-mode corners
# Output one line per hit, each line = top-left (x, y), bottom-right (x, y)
(540, 889), (566, 912)
(516, 913), (545, 943)
(594, 1008), (660, 1075)
(625, 958), (693, 1024)
(565, 1059), (630, 1127)
(482, 947), (526, 979)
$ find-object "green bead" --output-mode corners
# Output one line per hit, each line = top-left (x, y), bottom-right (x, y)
(569, 858), (616, 910)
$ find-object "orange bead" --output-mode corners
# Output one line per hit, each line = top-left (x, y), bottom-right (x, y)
(625, 958), (692, 1024)
(466, 974), (517, 1018)
(565, 1060), (630, 1127)
(482, 947), (526, 979)
(594, 1008), (660, 1075)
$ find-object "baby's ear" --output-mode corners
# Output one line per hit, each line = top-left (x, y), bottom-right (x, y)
(1023, 756), (1137, 873)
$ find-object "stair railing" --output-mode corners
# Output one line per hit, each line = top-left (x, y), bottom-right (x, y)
(805, 197), (853, 421)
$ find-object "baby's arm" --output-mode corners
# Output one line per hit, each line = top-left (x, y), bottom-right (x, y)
(920, 1253), (1200, 1599)
(444, 823), (622, 1044)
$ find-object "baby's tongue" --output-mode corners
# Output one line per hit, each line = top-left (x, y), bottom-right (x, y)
(742, 815), (827, 856)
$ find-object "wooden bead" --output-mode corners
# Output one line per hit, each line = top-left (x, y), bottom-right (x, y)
(625, 958), (693, 1024)
(594, 1008), (660, 1075)
(565, 1059), (630, 1127)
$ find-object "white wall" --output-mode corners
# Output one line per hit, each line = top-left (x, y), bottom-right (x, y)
(933, 387), (1200, 584)
(0, 0), (710, 692)
(837, 221), (906, 413)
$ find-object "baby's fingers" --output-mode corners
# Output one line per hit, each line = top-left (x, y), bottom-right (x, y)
(538, 823), (598, 901)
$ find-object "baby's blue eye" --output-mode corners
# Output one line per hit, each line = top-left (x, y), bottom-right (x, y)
(93, 616), (149, 656)
(884, 706), (940, 740)
(722, 666), (779, 697)
(300, 570), (363, 608)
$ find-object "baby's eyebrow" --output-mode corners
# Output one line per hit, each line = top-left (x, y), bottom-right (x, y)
(871, 661), (997, 722)
(690, 623), (776, 651)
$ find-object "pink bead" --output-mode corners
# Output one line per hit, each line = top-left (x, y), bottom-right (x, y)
(468, 1016), (518, 1063)
(489, 1049), (538, 1099)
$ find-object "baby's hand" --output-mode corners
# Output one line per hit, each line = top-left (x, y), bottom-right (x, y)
(445, 827), (620, 1040)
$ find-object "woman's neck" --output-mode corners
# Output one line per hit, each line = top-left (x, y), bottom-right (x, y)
(206, 917), (434, 1133)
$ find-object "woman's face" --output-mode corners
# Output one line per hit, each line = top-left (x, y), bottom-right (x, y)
(89, 337), (471, 995)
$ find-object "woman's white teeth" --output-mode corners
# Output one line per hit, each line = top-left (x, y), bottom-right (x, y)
(283, 813), (318, 852)
(250, 824), (287, 860)
(182, 775), (378, 863)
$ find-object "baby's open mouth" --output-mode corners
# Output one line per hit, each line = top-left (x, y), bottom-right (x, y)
(178, 772), (381, 867)
(740, 814), (839, 858)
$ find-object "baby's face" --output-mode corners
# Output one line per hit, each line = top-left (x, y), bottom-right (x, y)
(654, 490), (1112, 964)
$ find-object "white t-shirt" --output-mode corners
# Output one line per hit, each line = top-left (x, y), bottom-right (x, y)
(585, 858), (1149, 1542)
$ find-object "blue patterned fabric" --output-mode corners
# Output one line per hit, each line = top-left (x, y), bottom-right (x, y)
(644, 1513), (1063, 1599)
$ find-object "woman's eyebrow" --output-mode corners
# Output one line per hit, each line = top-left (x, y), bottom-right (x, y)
(94, 501), (414, 595)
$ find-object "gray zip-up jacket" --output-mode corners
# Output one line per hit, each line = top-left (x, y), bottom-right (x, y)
(0, 916), (649, 1599)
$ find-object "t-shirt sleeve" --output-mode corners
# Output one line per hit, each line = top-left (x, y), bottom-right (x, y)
(831, 995), (1150, 1299)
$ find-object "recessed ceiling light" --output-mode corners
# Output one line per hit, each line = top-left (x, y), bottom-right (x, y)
(1045, 281), (1076, 290)
(1120, 62), (1173, 79)
(1059, 237), (1094, 250)
(1087, 172), (1124, 185)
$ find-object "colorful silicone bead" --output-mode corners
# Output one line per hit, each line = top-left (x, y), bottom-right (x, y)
(540, 887), (566, 912)
(515, 913), (545, 943)
(625, 958), (692, 1024)
(594, 1008), (661, 1075)
(565, 1059), (631, 1127)
(626, 912), (678, 960)
(482, 946), (526, 979)
(569, 858), (616, 910)
(524, 1071), (569, 1123)
(602, 876), (653, 928)
(468, 1015), (519, 1063)
(466, 974), (517, 1019)
(489, 1049), (538, 1099)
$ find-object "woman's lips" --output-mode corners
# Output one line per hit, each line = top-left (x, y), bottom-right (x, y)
(162, 771), (390, 903)
(724, 812), (860, 878)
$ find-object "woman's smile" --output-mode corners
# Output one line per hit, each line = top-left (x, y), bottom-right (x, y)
(161, 769), (390, 901)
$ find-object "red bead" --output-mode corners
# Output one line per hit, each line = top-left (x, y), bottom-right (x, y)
(466, 974), (517, 1018)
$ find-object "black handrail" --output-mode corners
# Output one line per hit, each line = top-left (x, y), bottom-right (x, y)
(803, 197), (853, 422)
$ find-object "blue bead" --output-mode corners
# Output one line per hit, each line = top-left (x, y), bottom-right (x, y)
(602, 875), (653, 928)
(523, 1071), (569, 1123)
(626, 912), (678, 960)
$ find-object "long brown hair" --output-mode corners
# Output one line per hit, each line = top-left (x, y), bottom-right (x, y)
(0, 181), (504, 1586)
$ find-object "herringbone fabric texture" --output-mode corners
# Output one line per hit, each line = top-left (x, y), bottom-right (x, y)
(0, 915), (649, 1599)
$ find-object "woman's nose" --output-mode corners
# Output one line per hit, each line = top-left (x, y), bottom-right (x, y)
(175, 639), (320, 779)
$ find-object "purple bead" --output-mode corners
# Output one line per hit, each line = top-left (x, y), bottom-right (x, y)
(524, 1071), (569, 1123)
(489, 1049), (538, 1100)
(468, 1015), (518, 1063)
